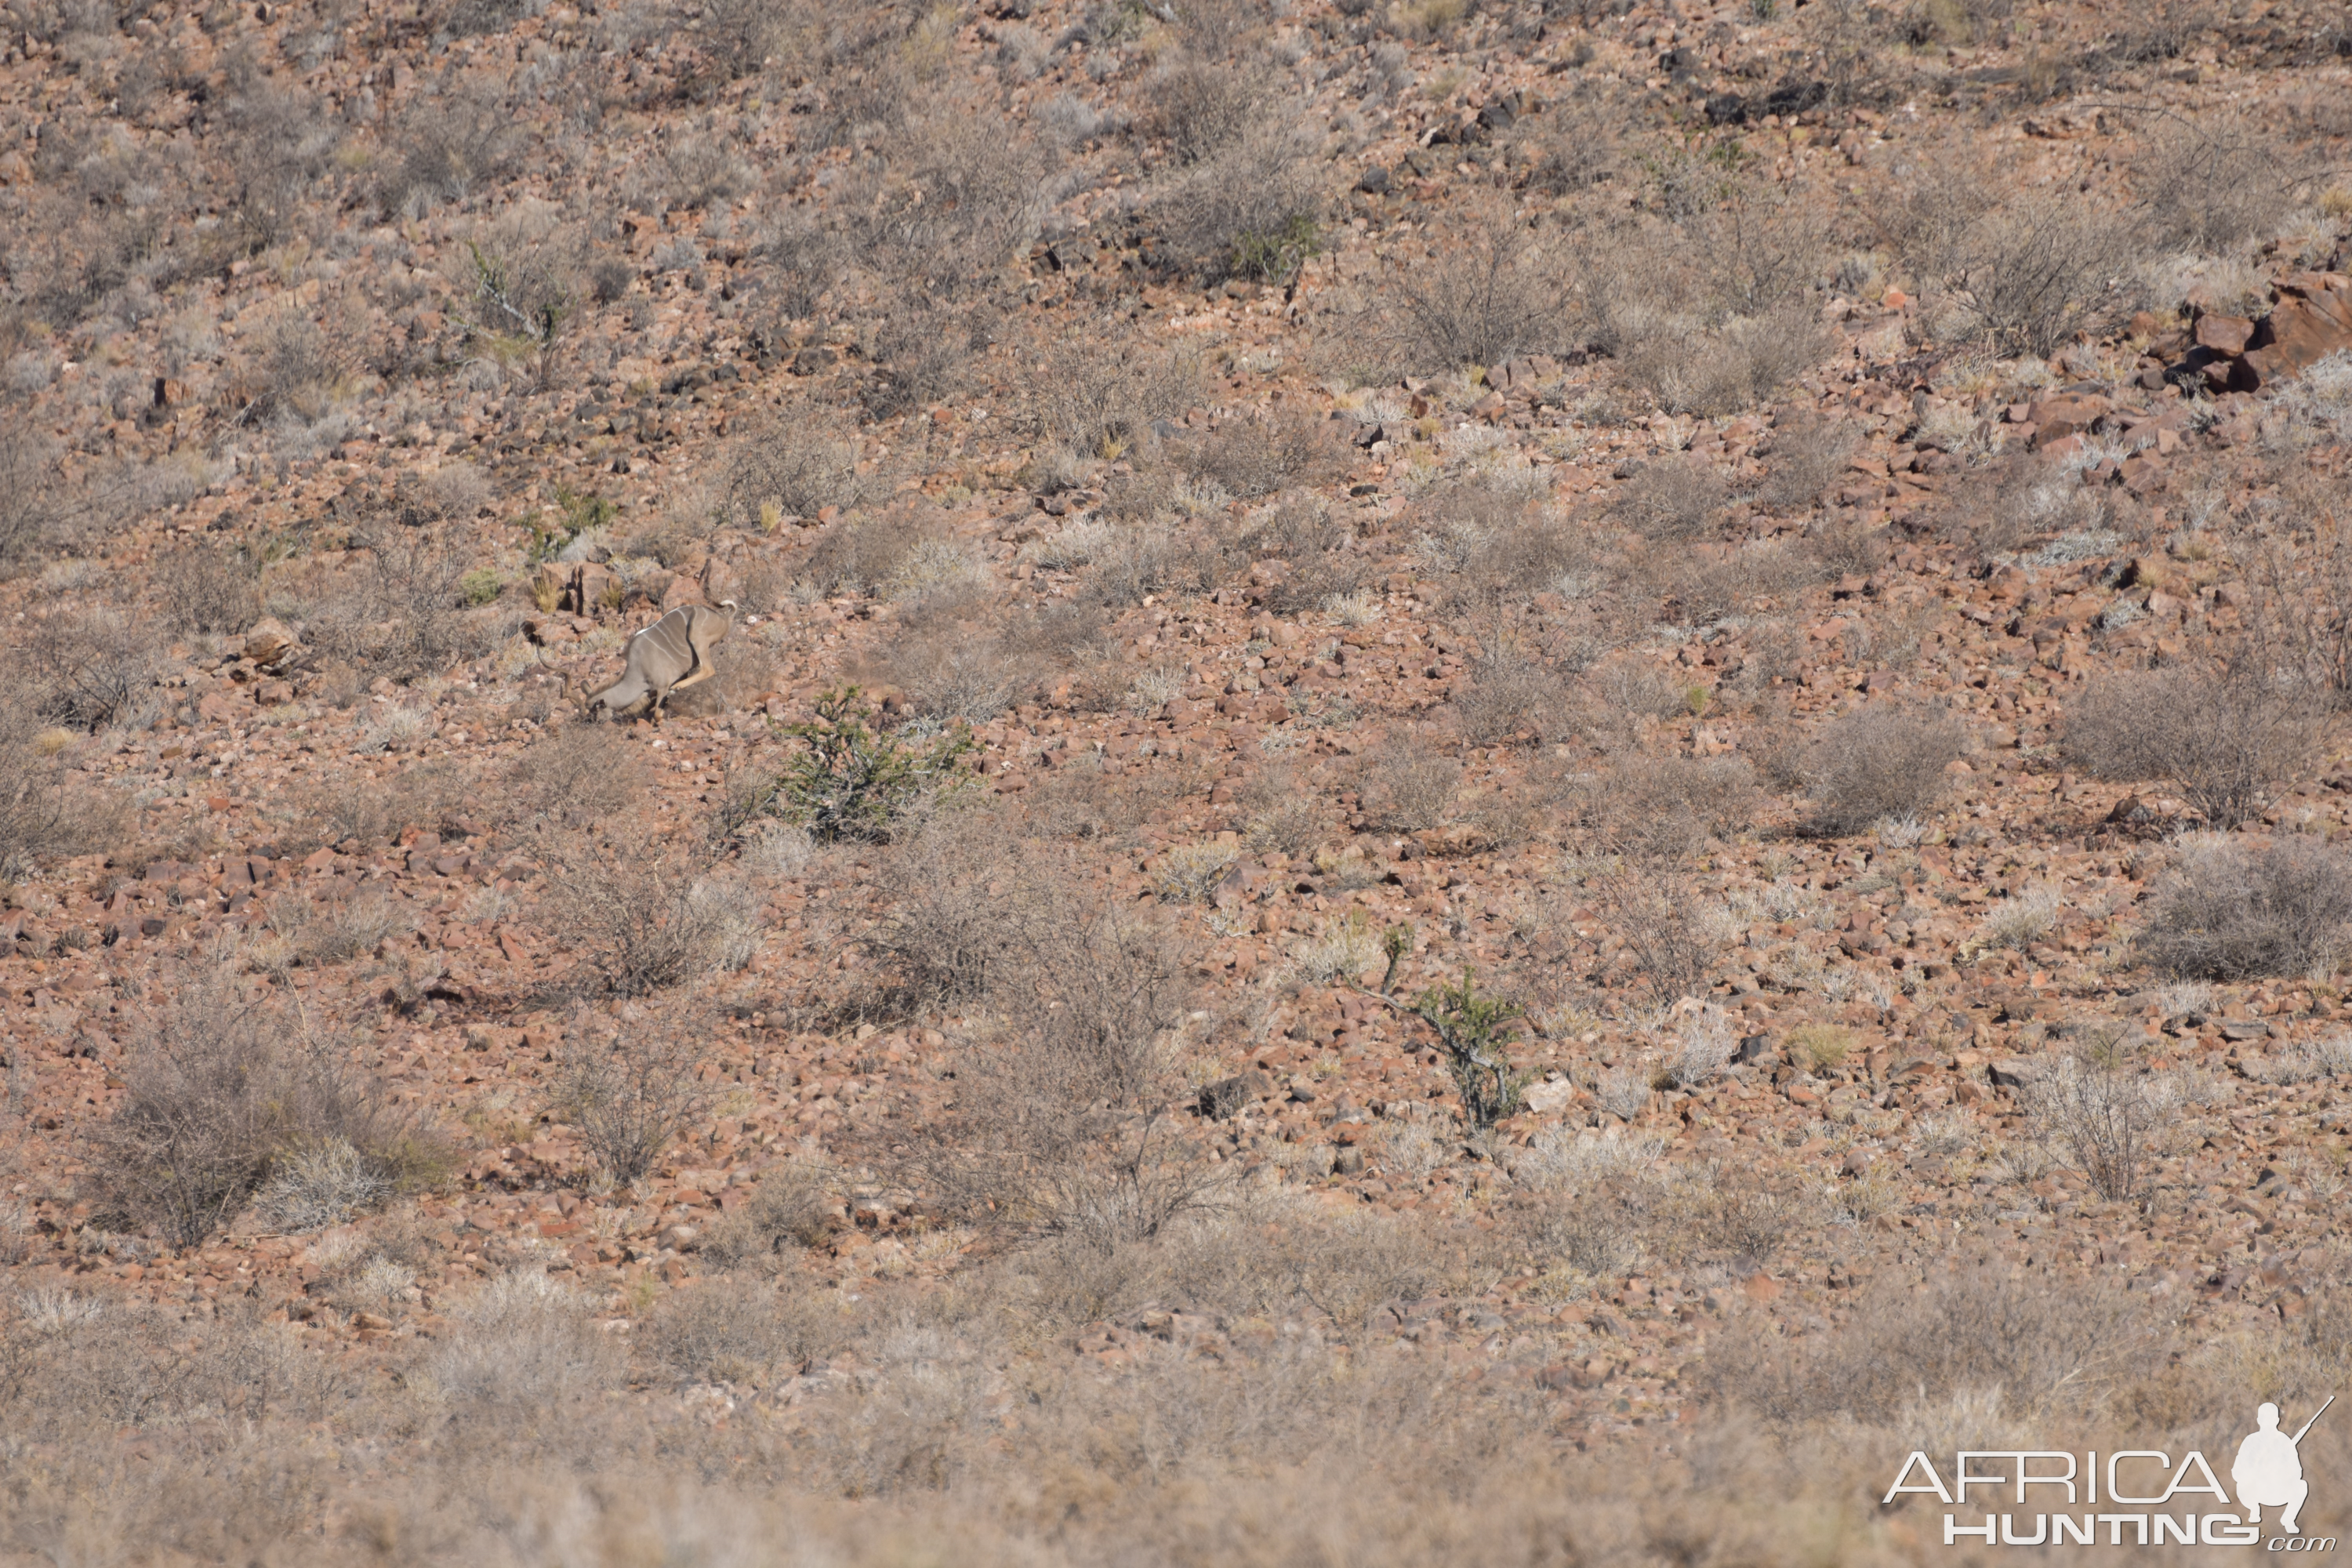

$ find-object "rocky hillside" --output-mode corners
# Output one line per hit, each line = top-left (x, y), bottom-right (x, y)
(2, 0), (2351, 1560)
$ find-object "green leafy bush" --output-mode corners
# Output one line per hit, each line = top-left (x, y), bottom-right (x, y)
(1408, 967), (1528, 1130)
(728, 688), (975, 844)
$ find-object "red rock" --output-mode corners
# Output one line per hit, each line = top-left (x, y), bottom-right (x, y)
(241, 617), (297, 666)
(2242, 279), (2352, 384)
(1740, 1272), (1784, 1301)
(2026, 395), (2107, 446)
(2194, 314), (2256, 355)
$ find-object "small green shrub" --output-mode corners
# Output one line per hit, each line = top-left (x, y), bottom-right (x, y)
(1231, 213), (1320, 282)
(728, 688), (975, 845)
(1408, 969), (1528, 1131)
(529, 487), (619, 561)
(458, 568), (503, 607)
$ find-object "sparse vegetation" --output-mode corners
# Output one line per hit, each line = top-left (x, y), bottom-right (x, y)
(6, 0), (2352, 1556)
(730, 688), (975, 845)
(2136, 837), (2352, 980)
(557, 1003), (714, 1183)
(90, 975), (437, 1247)
(1784, 702), (1967, 837)
(2066, 665), (2321, 829)
(2023, 1039), (2174, 1201)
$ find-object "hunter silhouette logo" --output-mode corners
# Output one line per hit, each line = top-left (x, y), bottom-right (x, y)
(2238, 1398), (2331, 1537)
(1884, 1395), (2339, 1549)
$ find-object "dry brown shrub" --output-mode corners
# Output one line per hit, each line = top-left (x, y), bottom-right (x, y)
(1452, 645), (1565, 747)
(2064, 666), (2321, 829)
(861, 298), (993, 419)
(1077, 521), (1224, 609)
(1230, 493), (1344, 562)
(89, 971), (439, 1247)
(1755, 413), (1860, 515)
(1377, 211), (1565, 376)
(1582, 852), (1717, 1004)
(702, 1164), (838, 1270)
(841, 102), (1057, 296)
(720, 419), (862, 529)
(2136, 837), (2352, 981)
(871, 623), (1014, 725)
(508, 722), (646, 828)
(1025, 336), (1197, 466)
(2132, 111), (2306, 253)
(1583, 653), (1696, 730)
(428, 1270), (622, 1416)
(1232, 496), (1371, 614)
(1616, 303), (1835, 417)
(1802, 515), (1893, 579)
(1237, 764), (1331, 856)
(1353, 737), (1463, 832)
(1426, 492), (1599, 616)
(535, 827), (753, 996)
(1144, 113), (1323, 285)
(1612, 456), (1730, 543)
(0, 416), (65, 567)
(555, 998), (715, 1181)
(270, 760), (479, 856)
(1139, 53), (1268, 167)
(860, 816), (1033, 1010)
(800, 508), (925, 599)
(0, 695), (119, 881)
(1893, 174), (2143, 358)
(308, 528), (502, 681)
(916, 895), (1210, 1250)
(1787, 702), (1966, 836)
(1512, 91), (1624, 197)
(22, 607), (160, 731)
(2242, 515), (2352, 709)
(263, 887), (419, 969)
(376, 73), (527, 216)
(1571, 203), (1835, 416)
(646, 1273), (843, 1386)
(1709, 1265), (2168, 1430)
(152, 545), (261, 635)
(1573, 755), (1760, 860)
(1179, 405), (1346, 500)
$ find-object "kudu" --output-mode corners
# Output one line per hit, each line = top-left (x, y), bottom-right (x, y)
(579, 601), (737, 724)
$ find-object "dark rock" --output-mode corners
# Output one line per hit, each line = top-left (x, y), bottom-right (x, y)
(1704, 93), (1749, 125)
(1356, 165), (1392, 194)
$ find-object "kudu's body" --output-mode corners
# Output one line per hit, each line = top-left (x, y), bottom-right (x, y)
(582, 601), (735, 724)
